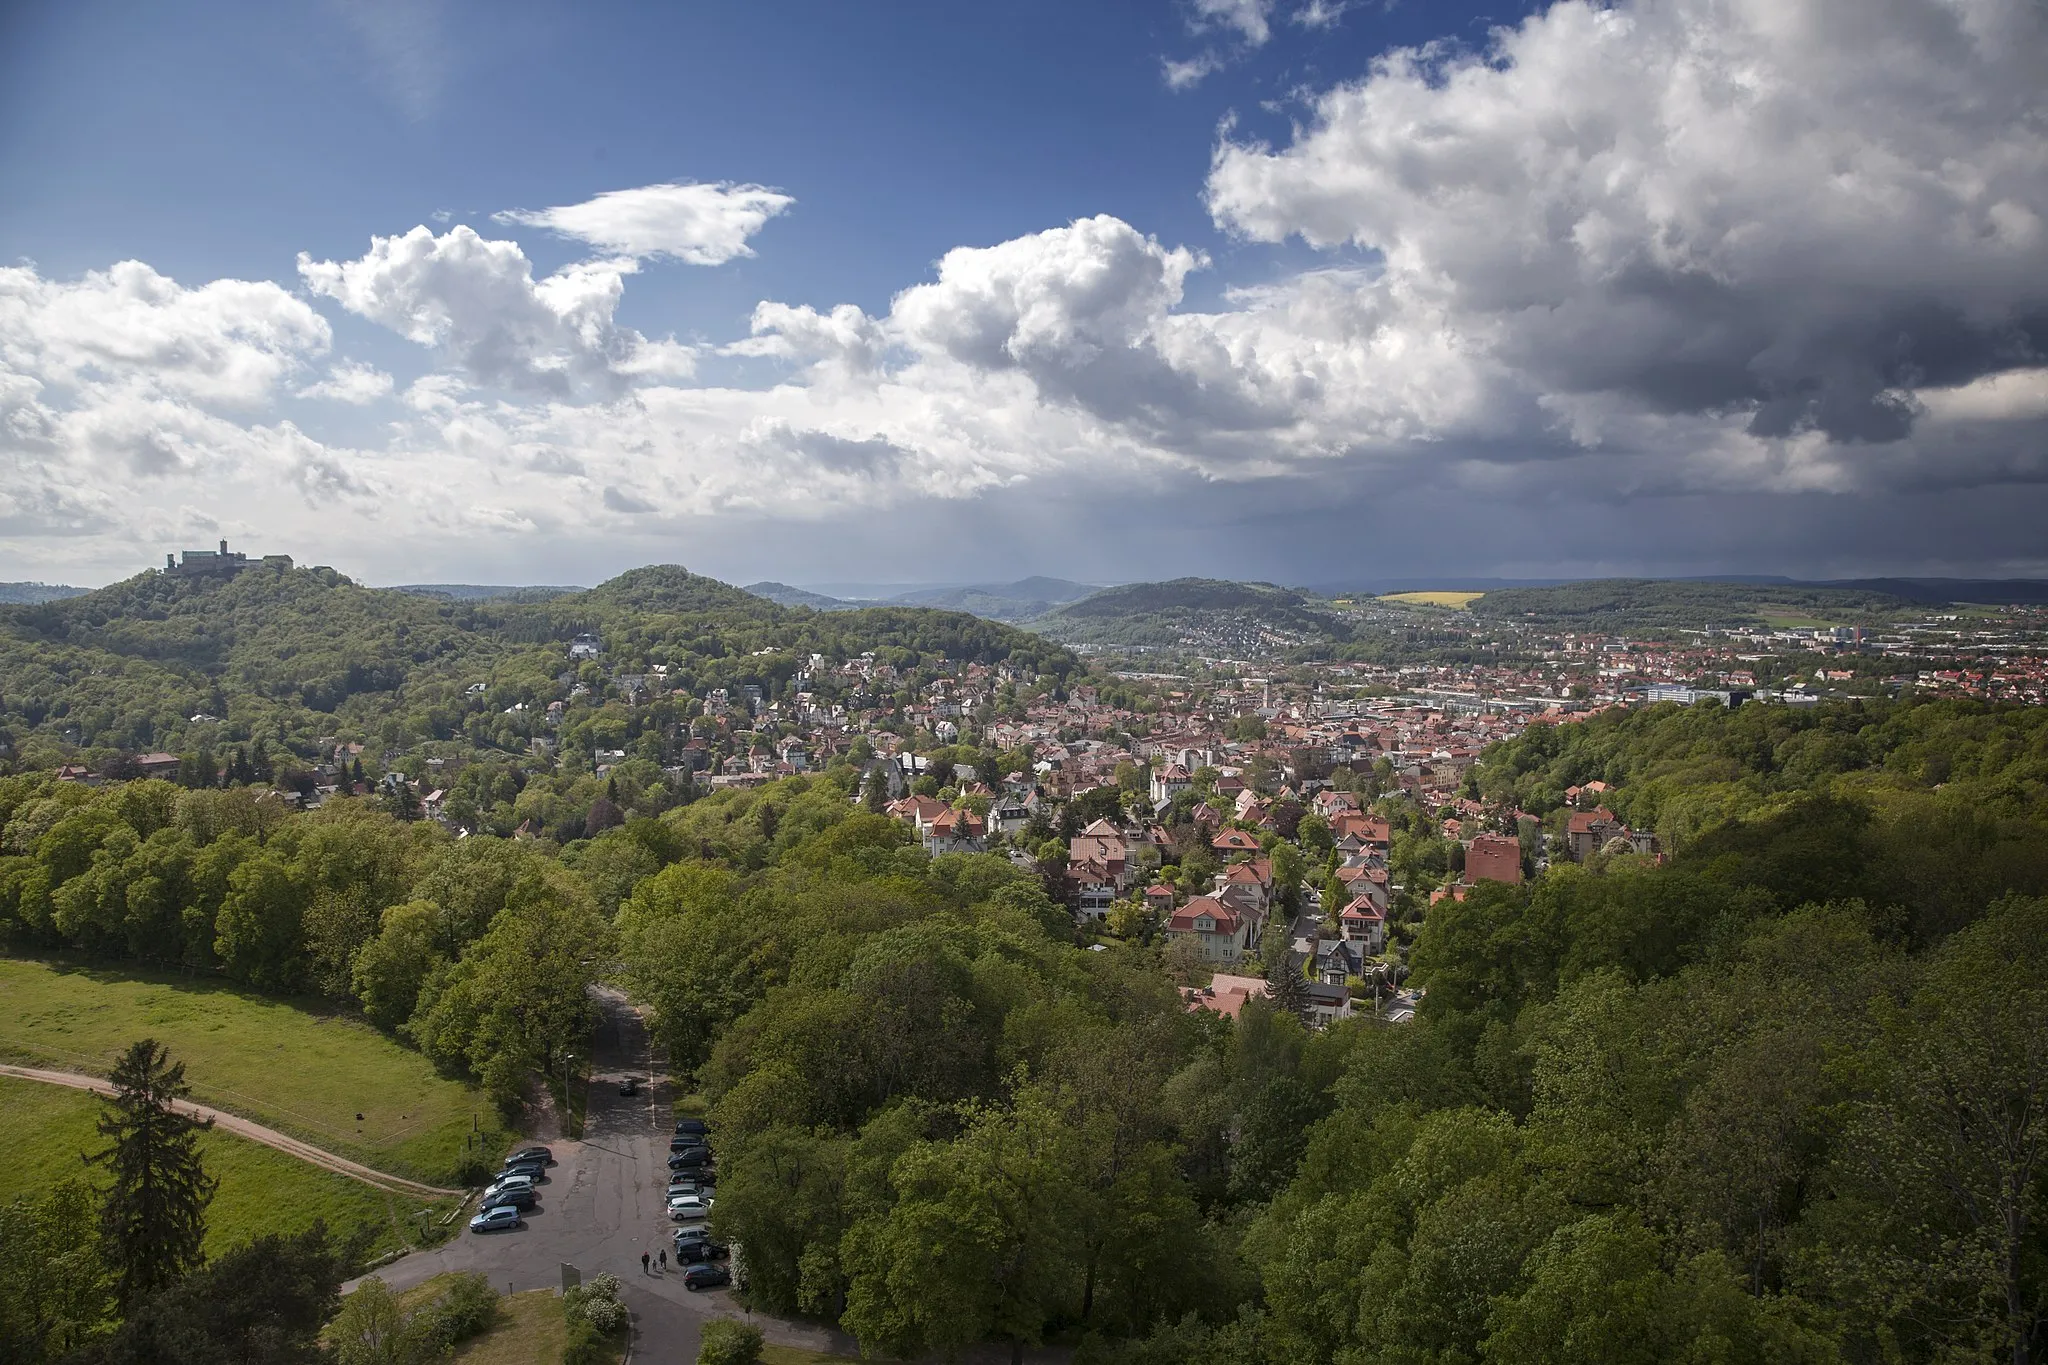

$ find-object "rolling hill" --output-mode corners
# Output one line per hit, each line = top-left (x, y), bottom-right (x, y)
(0, 581), (90, 604)
(1027, 577), (1352, 651)
(1464, 578), (1926, 631)
(0, 562), (1076, 764)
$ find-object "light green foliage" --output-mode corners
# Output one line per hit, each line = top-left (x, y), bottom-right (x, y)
(0, 1177), (114, 1361)
(411, 861), (611, 1105)
(697, 1318), (765, 1365)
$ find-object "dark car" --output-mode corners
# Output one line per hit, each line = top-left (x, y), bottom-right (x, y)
(668, 1136), (704, 1153)
(481, 1186), (535, 1211)
(501, 1160), (547, 1183)
(673, 1238), (729, 1264)
(667, 1150), (710, 1170)
(682, 1263), (731, 1291)
(619, 1077), (639, 1097)
(505, 1145), (552, 1165)
(674, 1118), (708, 1136)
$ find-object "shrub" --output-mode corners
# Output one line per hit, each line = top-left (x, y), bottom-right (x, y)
(697, 1318), (764, 1365)
(563, 1317), (610, 1365)
(430, 1271), (499, 1344)
(565, 1270), (628, 1335)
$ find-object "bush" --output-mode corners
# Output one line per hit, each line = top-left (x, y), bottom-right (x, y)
(697, 1318), (764, 1365)
(429, 1272), (499, 1344)
(563, 1317), (610, 1365)
(565, 1270), (628, 1336)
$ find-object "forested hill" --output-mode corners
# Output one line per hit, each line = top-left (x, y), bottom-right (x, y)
(1465, 577), (1924, 630)
(1028, 577), (1351, 649)
(0, 582), (89, 605)
(0, 562), (1074, 766)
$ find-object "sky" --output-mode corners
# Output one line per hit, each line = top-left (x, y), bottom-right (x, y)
(2, 0), (2045, 591)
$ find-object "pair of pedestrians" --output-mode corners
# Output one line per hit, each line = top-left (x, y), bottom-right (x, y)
(640, 1249), (668, 1274)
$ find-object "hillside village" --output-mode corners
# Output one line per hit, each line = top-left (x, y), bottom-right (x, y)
(26, 554), (2048, 1036)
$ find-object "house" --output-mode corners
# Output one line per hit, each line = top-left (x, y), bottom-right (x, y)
(1213, 861), (1271, 919)
(1338, 897), (1386, 953)
(886, 794), (950, 836)
(1183, 973), (1268, 1019)
(1464, 832), (1523, 885)
(1143, 883), (1177, 917)
(1070, 820), (1132, 889)
(1164, 895), (1254, 964)
(1068, 860), (1118, 920)
(924, 807), (986, 855)
(1305, 981), (1353, 1028)
(1566, 806), (1624, 861)
(1314, 935), (1366, 986)
(1211, 828), (1261, 854)
(136, 753), (181, 779)
(1150, 763), (1192, 804)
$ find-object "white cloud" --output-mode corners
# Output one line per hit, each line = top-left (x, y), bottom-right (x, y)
(8, 0), (2048, 585)
(297, 225), (682, 394)
(497, 182), (793, 265)
(1291, 0), (1352, 29)
(298, 359), (395, 403)
(1206, 0), (2048, 455)
(0, 260), (329, 407)
(1162, 54), (1222, 91)
(1189, 0), (1274, 45)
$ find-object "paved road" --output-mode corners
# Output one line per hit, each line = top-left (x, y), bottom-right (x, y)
(355, 988), (860, 1364)
(0, 1064), (456, 1199)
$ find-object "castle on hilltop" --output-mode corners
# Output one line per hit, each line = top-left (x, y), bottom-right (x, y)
(164, 539), (294, 578)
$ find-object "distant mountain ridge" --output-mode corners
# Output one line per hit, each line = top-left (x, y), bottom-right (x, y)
(0, 581), (90, 604)
(744, 576), (1099, 622)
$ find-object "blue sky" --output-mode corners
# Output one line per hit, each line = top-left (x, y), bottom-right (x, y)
(2, 0), (2045, 589)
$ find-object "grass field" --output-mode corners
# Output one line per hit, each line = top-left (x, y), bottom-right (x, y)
(0, 1077), (442, 1260)
(761, 1344), (858, 1365)
(1381, 591), (1485, 609)
(0, 957), (512, 1183)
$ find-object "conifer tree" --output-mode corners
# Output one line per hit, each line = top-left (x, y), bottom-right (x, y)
(87, 1040), (217, 1310)
(1264, 942), (1311, 1021)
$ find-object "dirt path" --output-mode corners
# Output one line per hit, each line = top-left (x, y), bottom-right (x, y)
(0, 1064), (459, 1199)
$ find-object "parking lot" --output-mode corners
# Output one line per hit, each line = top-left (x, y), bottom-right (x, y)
(356, 987), (857, 1361)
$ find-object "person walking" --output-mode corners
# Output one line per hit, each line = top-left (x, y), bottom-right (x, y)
(658, 1248), (668, 1272)
(641, 1251), (650, 1275)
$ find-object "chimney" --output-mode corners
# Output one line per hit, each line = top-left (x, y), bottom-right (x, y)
(219, 538), (229, 555)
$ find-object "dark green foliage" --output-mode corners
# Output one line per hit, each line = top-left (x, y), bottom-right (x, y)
(0, 562), (1074, 773)
(87, 1041), (216, 1311)
(1467, 577), (1921, 631)
(64, 1223), (347, 1365)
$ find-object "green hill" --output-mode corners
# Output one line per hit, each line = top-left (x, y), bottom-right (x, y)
(0, 562), (1075, 768)
(1028, 577), (1351, 650)
(1466, 578), (1925, 632)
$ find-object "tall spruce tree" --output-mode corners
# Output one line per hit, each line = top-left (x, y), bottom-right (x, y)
(86, 1040), (217, 1310)
(1264, 943), (1311, 1021)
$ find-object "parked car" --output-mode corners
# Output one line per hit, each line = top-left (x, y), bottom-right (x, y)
(667, 1195), (713, 1222)
(667, 1151), (710, 1171)
(682, 1264), (731, 1291)
(484, 1173), (536, 1196)
(673, 1237), (729, 1264)
(481, 1186), (535, 1211)
(668, 1136), (704, 1153)
(674, 1118), (708, 1136)
(505, 1145), (552, 1165)
(619, 1076), (639, 1097)
(666, 1178), (701, 1199)
(469, 1205), (521, 1233)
